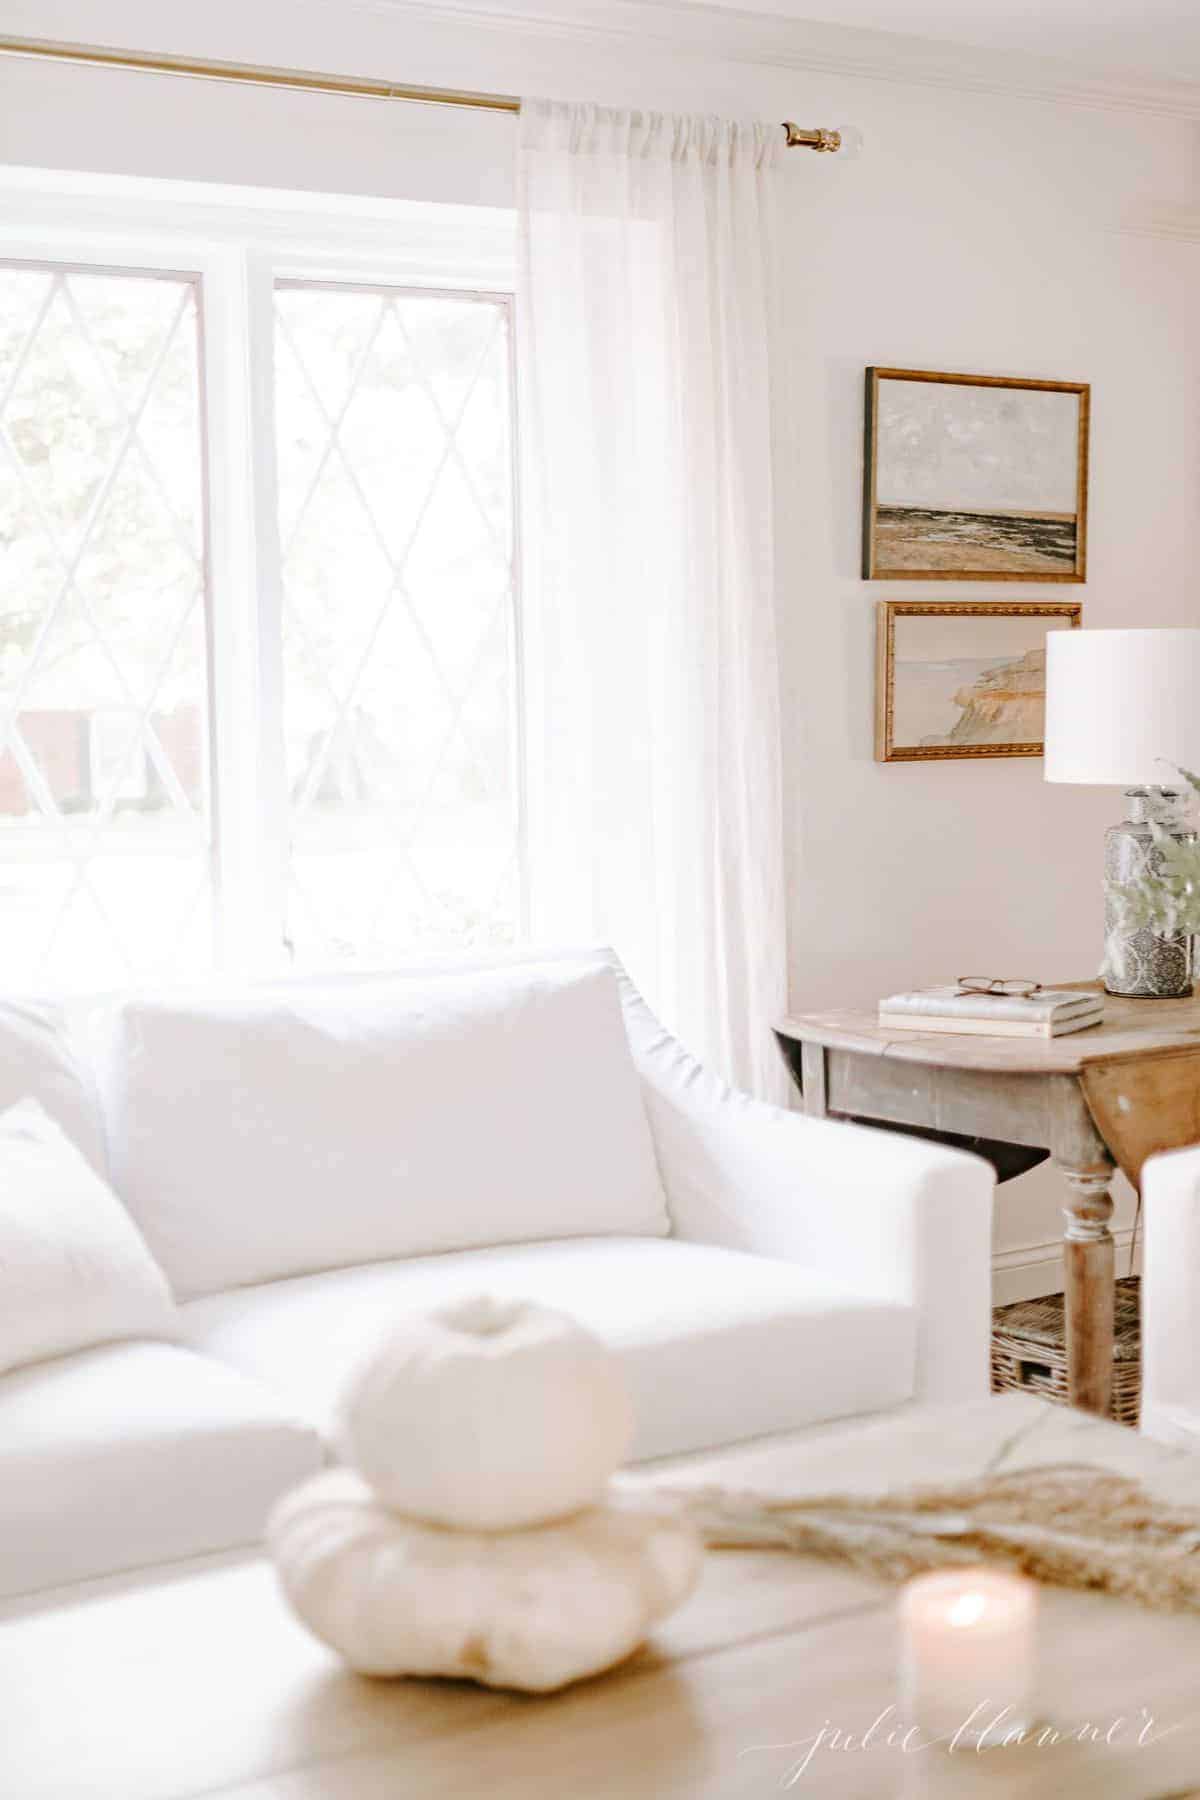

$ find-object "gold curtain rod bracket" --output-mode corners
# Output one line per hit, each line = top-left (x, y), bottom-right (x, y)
(0, 37), (840, 147)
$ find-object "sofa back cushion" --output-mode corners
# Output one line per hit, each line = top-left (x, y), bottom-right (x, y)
(98, 961), (669, 1298)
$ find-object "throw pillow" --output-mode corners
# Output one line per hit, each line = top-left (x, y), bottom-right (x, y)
(0, 1098), (177, 1376)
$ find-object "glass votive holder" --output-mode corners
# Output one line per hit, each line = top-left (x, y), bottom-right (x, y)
(899, 1566), (1038, 1744)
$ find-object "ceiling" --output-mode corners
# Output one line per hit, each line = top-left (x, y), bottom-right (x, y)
(661, 0), (1200, 85)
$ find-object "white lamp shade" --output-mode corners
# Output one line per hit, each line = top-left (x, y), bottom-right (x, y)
(1044, 628), (1200, 787)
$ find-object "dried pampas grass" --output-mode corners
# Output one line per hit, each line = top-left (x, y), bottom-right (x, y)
(661, 1464), (1200, 1613)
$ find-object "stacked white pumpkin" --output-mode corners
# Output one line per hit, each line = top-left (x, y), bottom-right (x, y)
(267, 1295), (703, 1692)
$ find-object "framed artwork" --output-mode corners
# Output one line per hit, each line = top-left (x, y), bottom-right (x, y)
(875, 600), (1082, 762)
(863, 368), (1089, 581)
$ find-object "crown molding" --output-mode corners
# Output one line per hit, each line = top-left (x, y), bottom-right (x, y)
(6, 0), (1200, 122)
(328, 0), (1200, 121)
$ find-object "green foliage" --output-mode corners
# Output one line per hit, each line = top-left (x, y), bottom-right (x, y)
(1103, 767), (1200, 979)
(0, 268), (203, 707)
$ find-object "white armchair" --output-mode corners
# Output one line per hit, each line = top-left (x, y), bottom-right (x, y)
(1140, 1143), (1200, 1447)
(618, 969), (996, 1409)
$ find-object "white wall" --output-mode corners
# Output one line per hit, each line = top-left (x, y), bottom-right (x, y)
(771, 86), (1200, 1296)
(3, 0), (1199, 1294)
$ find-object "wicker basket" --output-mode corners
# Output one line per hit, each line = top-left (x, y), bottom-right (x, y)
(991, 1276), (1141, 1427)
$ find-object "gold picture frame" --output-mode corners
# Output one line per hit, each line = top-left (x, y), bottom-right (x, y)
(875, 600), (1082, 763)
(863, 368), (1090, 582)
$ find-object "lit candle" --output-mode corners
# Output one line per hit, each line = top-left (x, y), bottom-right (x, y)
(899, 1567), (1038, 1742)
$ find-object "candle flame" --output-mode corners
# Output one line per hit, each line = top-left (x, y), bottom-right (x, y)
(947, 1592), (988, 1628)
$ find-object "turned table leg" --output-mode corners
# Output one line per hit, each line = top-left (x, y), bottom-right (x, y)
(1050, 1075), (1117, 1418)
(1059, 1163), (1116, 1417)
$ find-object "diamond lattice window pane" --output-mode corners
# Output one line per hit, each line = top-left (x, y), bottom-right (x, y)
(275, 282), (520, 963)
(0, 264), (211, 987)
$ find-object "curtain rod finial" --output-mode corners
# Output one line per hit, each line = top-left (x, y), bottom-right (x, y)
(781, 122), (841, 151)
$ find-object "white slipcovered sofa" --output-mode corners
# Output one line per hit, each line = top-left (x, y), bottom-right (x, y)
(1140, 1142), (1200, 1448)
(0, 947), (993, 1602)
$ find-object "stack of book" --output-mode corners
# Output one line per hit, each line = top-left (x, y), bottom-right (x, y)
(878, 986), (1105, 1039)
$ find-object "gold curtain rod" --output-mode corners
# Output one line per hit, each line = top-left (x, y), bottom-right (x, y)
(0, 35), (841, 150)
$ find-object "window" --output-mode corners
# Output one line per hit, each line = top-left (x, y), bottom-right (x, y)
(0, 211), (520, 989)
(0, 264), (209, 986)
(274, 282), (519, 962)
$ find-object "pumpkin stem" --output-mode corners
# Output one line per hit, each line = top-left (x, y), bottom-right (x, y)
(440, 1294), (523, 1339)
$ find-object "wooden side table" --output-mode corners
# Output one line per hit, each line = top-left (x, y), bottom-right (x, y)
(775, 983), (1200, 1417)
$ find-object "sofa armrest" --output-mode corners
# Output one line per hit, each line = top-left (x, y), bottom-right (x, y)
(1141, 1144), (1200, 1447)
(620, 977), (994, 1405)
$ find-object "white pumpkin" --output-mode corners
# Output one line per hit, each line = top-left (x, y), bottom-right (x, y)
(267, 1467), (702, 1691)
(336, 1294), (634, 1531)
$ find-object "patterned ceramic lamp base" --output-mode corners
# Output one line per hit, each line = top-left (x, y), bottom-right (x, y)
(1104, 789), (1195, 999)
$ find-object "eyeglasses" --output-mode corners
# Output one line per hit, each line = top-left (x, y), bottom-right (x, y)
(955, 977), (1043, 998)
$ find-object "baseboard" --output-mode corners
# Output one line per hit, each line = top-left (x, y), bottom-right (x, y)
(991, 1228), (1142, 1307)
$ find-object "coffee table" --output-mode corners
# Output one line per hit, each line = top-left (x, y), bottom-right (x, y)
(5, 1396), (1200, 1799)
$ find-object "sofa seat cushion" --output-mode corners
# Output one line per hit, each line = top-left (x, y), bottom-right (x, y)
(98, 962), (669, 1299)
(183, 1239), (917, 1462)
(0, 1343), (323, 1600)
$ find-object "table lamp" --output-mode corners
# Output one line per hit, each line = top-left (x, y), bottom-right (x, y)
(1044, 627), (1200, 998)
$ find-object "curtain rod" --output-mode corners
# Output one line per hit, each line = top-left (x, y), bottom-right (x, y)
(0, 35), (841, 150)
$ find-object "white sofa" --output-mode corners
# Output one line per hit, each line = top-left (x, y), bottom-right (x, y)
(1140, 1141), (1200, 1448)
(0, 947), (994, 1602)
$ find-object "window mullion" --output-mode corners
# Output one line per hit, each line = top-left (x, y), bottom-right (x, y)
(203, 247), (287, 974)
(246, 251), (290, 967)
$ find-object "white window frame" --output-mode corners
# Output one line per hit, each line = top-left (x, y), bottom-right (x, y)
(0, 168), (521, 980)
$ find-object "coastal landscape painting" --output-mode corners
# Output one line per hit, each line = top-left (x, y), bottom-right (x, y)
(863, 369), (1089, 581)
(875, 601), (1081, 762)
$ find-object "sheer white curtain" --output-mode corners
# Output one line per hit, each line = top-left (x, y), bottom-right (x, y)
(517, 101), (789, 1101)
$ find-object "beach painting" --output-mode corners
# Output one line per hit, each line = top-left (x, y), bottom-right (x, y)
(864, 369), (1089, 581)
(875, 601), (1082, 762)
